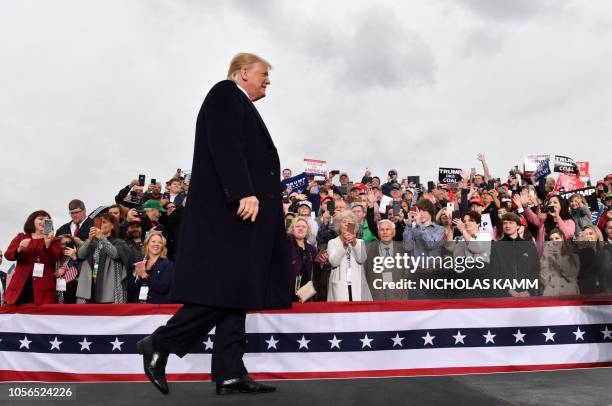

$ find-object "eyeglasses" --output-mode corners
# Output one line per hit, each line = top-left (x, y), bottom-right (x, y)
(69, 209), (83, 215)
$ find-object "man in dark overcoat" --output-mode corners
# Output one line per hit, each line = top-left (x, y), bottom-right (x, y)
(137, 53), (291, 396)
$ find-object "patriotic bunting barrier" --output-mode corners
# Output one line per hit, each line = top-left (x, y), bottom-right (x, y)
(2, 297), (612, 382)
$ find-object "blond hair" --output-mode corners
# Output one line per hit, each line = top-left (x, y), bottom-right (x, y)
(580, 224), (604, 244)
(288, 216), (312, 241)
(227, 53), (272, 80)
(143, 231), (168, 259)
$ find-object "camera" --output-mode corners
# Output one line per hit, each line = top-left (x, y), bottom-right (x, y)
(65, 241), (75, 249)
(282, 192), (290, 204)
(136, 209), (146, 218)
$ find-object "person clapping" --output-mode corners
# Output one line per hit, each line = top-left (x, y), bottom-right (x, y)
(128, 232), (175, 304)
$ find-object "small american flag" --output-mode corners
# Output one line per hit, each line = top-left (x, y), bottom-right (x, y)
(63, 259), (79, 283)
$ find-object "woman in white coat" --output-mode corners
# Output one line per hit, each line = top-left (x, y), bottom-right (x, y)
(327, 210), (372, 302)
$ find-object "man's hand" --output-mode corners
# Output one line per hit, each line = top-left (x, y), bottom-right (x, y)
(477, 153), (486, 162)
(237, 196), (259, 222)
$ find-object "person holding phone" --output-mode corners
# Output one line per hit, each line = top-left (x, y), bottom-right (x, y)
(326, 210), (371, 301)
(115, 179), (146, 209)
(402, 199), (446, 299)
(76, 213), (130, 303)
(450, 211), (492, 298)
(54, 234), (81, 303)
(3, 210), (61, 305)
(515, 194), (575, 255)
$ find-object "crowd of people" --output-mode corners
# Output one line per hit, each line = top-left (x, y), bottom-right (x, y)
(1, 156), (611, 306)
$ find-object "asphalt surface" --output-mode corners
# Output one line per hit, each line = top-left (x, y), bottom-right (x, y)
(2, 368), (612, 406)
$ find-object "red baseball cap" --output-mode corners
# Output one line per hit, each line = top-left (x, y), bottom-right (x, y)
(469, 198), (485, 206)
(351, 183), (367, 191)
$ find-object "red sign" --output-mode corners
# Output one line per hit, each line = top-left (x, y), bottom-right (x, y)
(554, 174), (586, 192)
(576, 161), (590, 179)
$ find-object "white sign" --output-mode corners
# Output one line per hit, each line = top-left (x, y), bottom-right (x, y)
(378, 195), (394, 214)
(524, 154), (550, 172)
(304, 158), (327, 177)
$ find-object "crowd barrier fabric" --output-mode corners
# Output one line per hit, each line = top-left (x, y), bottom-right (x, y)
(2, 297), (612, 382)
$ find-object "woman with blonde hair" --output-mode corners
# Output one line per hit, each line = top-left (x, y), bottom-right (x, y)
(128, 231), (175, 304)
(286, 217), (326, 302)
(576, 225), (612, 294)
(327, 210), (372, 301)
(540, 229), (580, 296)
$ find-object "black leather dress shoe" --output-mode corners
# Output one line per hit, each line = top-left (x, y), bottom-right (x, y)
(216, 375), (276, 395)
(137, 335), (169, 395)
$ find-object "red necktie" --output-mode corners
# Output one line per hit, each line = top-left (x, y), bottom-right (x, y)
(74, 223), (80, 236)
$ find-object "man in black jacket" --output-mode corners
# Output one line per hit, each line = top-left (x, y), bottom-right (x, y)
(489, 213), (540, 297)
(55, 199), (93, 242)
(137, 53), (290, 396)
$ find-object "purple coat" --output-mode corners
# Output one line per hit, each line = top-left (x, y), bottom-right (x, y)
(287, 235), (321, 301)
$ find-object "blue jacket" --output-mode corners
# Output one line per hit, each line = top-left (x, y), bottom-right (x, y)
(128, 258), (175, 304)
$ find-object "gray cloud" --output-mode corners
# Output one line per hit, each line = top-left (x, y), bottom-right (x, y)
(455, 0), (566, 22)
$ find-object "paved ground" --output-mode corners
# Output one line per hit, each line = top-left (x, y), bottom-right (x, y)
(2, 368), (612, 406)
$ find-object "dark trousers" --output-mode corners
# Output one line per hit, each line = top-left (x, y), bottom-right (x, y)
(151, 304), (248, 382)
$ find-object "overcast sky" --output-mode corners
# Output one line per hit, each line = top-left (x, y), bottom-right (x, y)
(1, 0), (611, 268)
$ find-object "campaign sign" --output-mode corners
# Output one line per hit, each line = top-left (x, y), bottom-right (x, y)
(533, 158), (551, 182)
(576, 161), (590, 181)
(554, 173), (586, 192)
(559, 187), (598, 213)
(554, 155), (579, 174)
(304, 158), (327, 177)
(281, 172), (308, 193)
(524, 154), (550, 172)
(438, 168), (462, 184)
